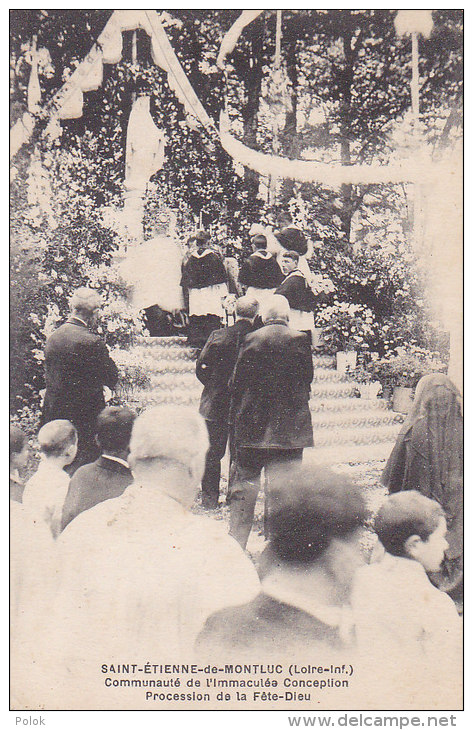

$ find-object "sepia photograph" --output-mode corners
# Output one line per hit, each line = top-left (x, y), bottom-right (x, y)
(9, 7), (463, 717)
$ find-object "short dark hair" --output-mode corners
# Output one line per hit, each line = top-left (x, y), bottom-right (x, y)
(96, 406), (136, 453)
(282, 250), (299, 262)
(38, 420), (77, 457)
(190, 230), (210, 247)
(251, 234), (267, 249)
(374, 491), (445, 557)
(268, 464), (367, 563)
(10, 425), (27, 457)
(276, 210), (293, 227)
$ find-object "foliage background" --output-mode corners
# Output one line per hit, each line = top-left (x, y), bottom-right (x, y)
(10, 9), (462, 414)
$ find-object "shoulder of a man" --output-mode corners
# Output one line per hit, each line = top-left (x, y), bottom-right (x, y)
(198, 599), (257, 640)
(59, 495), (118, 546)
(198, 327), (221, 359)
(69, 460), (100, 486)
(186, 515), (260, 589)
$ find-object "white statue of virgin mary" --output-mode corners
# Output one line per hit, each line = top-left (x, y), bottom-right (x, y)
(125, 95), (165, 192)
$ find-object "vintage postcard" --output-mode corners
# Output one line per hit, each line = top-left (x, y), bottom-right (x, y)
(9, 7), (463, 719)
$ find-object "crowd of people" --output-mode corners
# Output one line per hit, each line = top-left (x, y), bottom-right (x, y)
(9, 214), (463, 710)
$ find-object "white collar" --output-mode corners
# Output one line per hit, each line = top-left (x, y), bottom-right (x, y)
(262, 572), (353, 634)
(192, 249), (213, 259)
(70, 315), (88, 327)
(101, 454), (130, 469)
(284, 269), (305, 280)
(253, 250), (273, 259)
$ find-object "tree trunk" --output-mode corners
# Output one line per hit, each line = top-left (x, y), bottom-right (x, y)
(279, 39), (299, 206)
(241, 22), (265, 199)
(339, 22), (356, 243)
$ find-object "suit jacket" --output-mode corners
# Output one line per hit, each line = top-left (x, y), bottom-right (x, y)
(196, 318), (254, 422)
(230, 322), (314, 449)
(42, 317), (118, 429)
(196, 592), (343, 661)
(61, 455), (133, 532)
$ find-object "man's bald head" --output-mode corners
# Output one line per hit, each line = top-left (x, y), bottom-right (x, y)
(70, 287), (103, 321)
(235, 296), (258, 322)
(129, 406), (208, 503)
(262, 294), (290, 324)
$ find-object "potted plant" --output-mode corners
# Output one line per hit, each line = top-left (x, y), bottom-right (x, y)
(109, 349), (151, 406)
(315, 302), (377, 374)
(369, 346), (447, 413)
(351, 363), (382, 400)
(308, 274), (335, 349)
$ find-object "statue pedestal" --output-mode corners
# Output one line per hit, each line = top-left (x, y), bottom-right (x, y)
(122, 186), (145, 245)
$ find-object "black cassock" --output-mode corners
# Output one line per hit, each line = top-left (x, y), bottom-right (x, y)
(238, 250), (284, 290)
(275, 270), (320, 312)
(181, 249), (228, 348)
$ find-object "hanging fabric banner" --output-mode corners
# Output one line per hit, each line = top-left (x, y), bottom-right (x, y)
(27, 38), (41, 113)
(10, 9), (215, 159)
(144, 10), (214, 129)
(216, 10), (264, 69)
(10, 8), (445, 190)
(219, 112), (433, 186)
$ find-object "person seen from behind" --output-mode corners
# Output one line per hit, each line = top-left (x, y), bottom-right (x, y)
(22, 420), (77, 539)
(196, 464), (366, 662)
(61, 406), (136, 531)
(238, 233), (284, 317)
(42, 287), (118, 472)
(228, 295), (314, 549)
(196, 296), (259, 509)
(181, 231), (229, 348)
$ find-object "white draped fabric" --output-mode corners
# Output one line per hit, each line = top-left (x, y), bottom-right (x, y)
(120, 235), (185, 312)
(10, 9), (443, 189)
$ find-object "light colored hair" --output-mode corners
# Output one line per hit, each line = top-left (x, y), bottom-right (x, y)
(129, 405), (208, 469)
(262, 294), (290, 324)
(70, 287), (102, 317)
(38, 420), (77, 457)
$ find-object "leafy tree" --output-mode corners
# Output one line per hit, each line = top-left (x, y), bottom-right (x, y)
(9, 10), (462, 413)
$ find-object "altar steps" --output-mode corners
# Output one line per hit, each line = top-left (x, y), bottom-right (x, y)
(118, 336), (404, 467)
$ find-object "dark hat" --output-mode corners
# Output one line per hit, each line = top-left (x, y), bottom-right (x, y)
(275, 226), (308, 256)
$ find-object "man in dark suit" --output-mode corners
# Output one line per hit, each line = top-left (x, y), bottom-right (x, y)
(228, 295), (314, 548)
(196, 296), (259, 509)
(61, 406), (136, 532)
(196, 464), (367, 661)
(42, 288), (119, 472)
